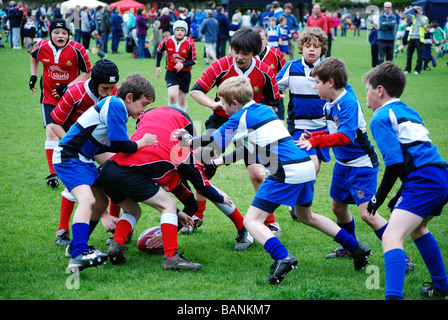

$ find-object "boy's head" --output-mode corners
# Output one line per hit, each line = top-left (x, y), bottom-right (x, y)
(269, 16), (277, 27)
(173, 20), (188, 40)
(298, 27), (328, 60)
(362, 61), (406, 110)
(116, 74), (156, 119)
(50, 19), (70, 48)
(313, 56), (348, 90)
(252, 26), (267, 51)
(230, 28), (262, 69)
(278, 16), (287, 25)
(91, 59), (119, 98)
(217, 76), (253, 116)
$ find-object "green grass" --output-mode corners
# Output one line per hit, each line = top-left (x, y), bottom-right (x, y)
(1, 29), (448, 302)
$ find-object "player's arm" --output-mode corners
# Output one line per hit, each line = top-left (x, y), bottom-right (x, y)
(29, 55), (39, 93)
(367, 162), (403, 215)
(297, 130), (350, 150)
(190, 84), (223, 110)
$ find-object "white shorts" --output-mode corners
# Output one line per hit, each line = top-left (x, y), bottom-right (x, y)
(204, 42), (215, 54)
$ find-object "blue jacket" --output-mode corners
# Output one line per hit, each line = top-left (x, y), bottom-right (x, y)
(215, 12), (230, 38)
(201, 17), (218, 43)
(378, 12), (396, 40)
(110, 12), (123, 33)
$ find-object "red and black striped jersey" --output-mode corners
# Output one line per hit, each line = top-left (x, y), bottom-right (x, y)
(31, 40), (92, 106)
(257, 46), (286, 76)
(192, 56), (281, 119)
(157, 36), (197, 72)
(51, 79), (118, 129)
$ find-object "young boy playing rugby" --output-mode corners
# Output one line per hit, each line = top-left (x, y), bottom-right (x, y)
(177, 76), (372, 285)
(156, 20), (197, 112)
(363, 62), (448, 300)
(297, 57), (390, 261)
(50, 59), (120, 247)
(189, 27), (281, 236)
(54, 73), (157, 272)
(30, 19), (92, 188)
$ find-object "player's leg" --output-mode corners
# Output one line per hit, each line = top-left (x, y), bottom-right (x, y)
(55, 188), (76, 246)
(177, 89), (188, 112)
(167, 84), (180, 109)
(244, 205), (297, 285)
(246, 163), (281, 236)
(42, 104), (59, 188)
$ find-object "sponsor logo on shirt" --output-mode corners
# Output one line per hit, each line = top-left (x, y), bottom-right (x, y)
(49, 65), (70, 81)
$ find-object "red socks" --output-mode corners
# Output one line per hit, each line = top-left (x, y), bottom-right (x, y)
(194, 200), (206, 220)
(58, 192), (75, 231)
(160, 213), (178, 258)
(45, 141), (58, 174)
(113, 214), (137, 245)
(109, 200), (121, 218)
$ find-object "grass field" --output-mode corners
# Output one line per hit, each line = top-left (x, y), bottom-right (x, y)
(0, 29), (447, 304)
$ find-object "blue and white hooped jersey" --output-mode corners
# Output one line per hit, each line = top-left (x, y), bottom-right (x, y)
(276, 58), (326, 134)
(267, 26), (280, 48)
(325, 90), (378, 168)
(212, 101), (316, 184)
(369, 99), (447, 178)
(53, 96), (130, 164)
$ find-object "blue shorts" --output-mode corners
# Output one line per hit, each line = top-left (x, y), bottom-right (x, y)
(54, 158), (100, 192)
(330, 162), (378, 205)
(291, 130), (331, 163)
(252, 178), (314, 213)
(395, 166), (448, 219)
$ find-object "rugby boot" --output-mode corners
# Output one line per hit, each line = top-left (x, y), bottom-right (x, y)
(267, 252), (298, 285)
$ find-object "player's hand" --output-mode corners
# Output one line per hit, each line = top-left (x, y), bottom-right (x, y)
(145, 233), (163, 249)
(100, 211), (119, 232)
(296, 139), (312, 151)
(212, 101), (224, 111)
(173, 129), (193, 147)
(55, 83), (68, 98)
(177, 211), (194, 229)
(155, 67), (161, 78)
(300, 130), (313, 141)
(202, 159), (217, 179)
(221, 194), (233, 207)
(29, 75), (37, 93)
(367, 195), (379, 215)
(141, 133), (158, 146)
(174, 61), (184, 72)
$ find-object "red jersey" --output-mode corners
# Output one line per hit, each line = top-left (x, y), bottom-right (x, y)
(31, 40), (92, 106)
(51, 79), (118, 129)
(192, 56), (281, 119)
(111, 107), (209, 192)
(157, 36), (197, 72)
(257, 46), (286, 76)
(306, 14), (329, 34)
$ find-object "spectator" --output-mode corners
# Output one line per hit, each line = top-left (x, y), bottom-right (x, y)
(53, 3), (62, 20)
(353, 12), (361, 36)
(272, 1), (284, 20)
(260, 4), (273, 29)
(135, 7), (148, 59)
(8, 2), (23, 49)
(281, 3), (300, 60)
(80, 7), (91, 51)
(321, 6), (334, 57)
(100, 5), (112, 53)
(332, 12), (340, 37)
(215, 6), (229, 59)
(306, 4), (328, 35)
(158, 7), (172, 39)
(404, 6), (428, 74)
(110, 6), (123, 54)
(340, 14), (349, 37)
(201, 9), (218, 64)
(378, 2), (397, 63)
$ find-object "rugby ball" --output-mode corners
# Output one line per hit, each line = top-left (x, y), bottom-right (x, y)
(137, 226), (164, 253)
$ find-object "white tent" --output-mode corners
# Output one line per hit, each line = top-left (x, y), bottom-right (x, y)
(61, 0), (107, 15)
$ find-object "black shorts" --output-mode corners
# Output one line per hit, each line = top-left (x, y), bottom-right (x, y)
(165, 70), (191, 94)
(99, 160), (160, 204)
(42, 103), (56, 127)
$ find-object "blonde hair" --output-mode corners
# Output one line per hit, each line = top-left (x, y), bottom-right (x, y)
(217, 77), (253, 106)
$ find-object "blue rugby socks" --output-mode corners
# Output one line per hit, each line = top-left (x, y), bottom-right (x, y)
(333, 228), (359, 253)
(384, 248), (407, 300)
(264, 237), (288, 261)
(414, 233), (448, 292)
(337, 218), (356, 238)
(71, 222), (90, 259)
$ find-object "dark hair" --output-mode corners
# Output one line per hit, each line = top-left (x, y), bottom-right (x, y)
(230, 28), (262, 55)
(116, 73), (155, 101)
(312, 56), (348, 89)
(362, 61), (406, 98)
